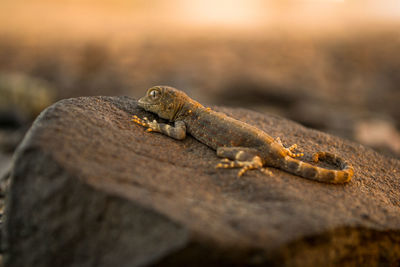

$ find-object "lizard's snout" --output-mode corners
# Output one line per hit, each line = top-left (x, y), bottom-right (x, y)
(137, 97), (153, 111)
(137, 97), (145, 107)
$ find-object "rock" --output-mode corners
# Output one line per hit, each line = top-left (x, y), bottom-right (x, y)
(4, 96), (400, 267)
(0, 153), (12, 186)
(0, 151), (13, 263)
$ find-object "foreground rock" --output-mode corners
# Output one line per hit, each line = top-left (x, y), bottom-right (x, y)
(4, 96), (400, 266)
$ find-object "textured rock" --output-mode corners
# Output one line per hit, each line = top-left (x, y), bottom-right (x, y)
(0, 153), (12, 184)
(4, 96), (400, 267)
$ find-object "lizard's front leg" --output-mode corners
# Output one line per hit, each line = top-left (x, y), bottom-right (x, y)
(132, 115), (186, 140)
(215, 147), (271, 177)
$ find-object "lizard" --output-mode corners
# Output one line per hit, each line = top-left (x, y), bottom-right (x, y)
(132, 86), (354, 184)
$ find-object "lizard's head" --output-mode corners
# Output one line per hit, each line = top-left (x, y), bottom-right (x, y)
(138, 86), (189, 121)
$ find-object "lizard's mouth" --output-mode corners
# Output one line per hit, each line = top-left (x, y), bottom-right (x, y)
(137, 98), (148, 108)
(138, 98), (156, 111)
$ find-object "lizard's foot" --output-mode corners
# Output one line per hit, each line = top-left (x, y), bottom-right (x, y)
(131, 115), (160, 132)
(216, 156), (266, 177)
(286, 144), (304, 157)
(286, 147), (304, 158)
(132, 115), (150, 127)
(276, 137), (304, 158)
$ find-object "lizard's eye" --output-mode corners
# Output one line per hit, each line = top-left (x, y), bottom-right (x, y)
(149, 89), (160, 100)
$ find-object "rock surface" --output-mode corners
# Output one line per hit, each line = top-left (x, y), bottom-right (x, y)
(4, 96), (400, 266)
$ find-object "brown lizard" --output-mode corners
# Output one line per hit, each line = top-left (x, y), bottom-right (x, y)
(132, 86), (354, 184)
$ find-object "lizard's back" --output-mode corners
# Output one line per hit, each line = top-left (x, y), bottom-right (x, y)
(183, 108), (274, 150)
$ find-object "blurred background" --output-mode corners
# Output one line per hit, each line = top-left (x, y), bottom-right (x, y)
(0, 0), (400, 171)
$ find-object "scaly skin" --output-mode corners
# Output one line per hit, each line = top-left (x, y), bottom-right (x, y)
(132, 86), (354, 184)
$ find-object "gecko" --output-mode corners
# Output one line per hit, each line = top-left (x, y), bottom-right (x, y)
(132, 86), (354, 184)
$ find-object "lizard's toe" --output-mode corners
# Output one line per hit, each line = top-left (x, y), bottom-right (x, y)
(216, 156), (265, 177)
(131, 115), (149, 127)
(288, 144), (297, 152)
(260, 168), (273, 176)
(276, 138), (304, 158)
(216, 159), (243, 169)
(131, 115), (161, 133)
(236, 156), (263, 177)
(285, 144), (304, 158)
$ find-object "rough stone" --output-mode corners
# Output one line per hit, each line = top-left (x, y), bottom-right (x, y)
(4, 96), (400, 266)
(0, 153), (12, 185)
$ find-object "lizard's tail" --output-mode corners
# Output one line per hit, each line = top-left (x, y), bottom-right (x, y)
(281, 151), (354, 184)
